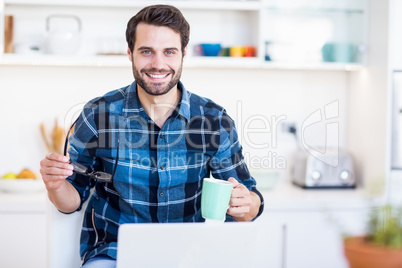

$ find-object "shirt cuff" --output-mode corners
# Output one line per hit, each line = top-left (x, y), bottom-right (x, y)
(251, 188), (264, 220)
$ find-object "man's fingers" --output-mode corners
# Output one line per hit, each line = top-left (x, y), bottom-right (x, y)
(229, 195), (251, 207)
(41, 159), (72, 170)
(46, 167), (73, 177)
(46, 152), (69, 163)
(41, 152), (73, 173)
(227, 177), (239, 187)
(230, 184), (248, 198)
(227, 205), (250, 217)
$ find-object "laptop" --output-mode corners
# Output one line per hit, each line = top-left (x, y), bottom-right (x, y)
(116, 221), (268, 268)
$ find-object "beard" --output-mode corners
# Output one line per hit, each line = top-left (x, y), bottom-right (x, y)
(132, 60), (183, 96)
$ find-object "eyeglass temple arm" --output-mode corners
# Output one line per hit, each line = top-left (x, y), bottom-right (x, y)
(64, 118), (79, 157)
(111, 131), (120, 179)
(63, 117), (119, 180)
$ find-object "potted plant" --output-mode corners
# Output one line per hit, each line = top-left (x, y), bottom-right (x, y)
(344, 205), (402, 268)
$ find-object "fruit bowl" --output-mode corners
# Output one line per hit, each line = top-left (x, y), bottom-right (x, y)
(0, 177), (45, 193)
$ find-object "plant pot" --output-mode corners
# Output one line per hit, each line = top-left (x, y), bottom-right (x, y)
(344, 236), (402, 268)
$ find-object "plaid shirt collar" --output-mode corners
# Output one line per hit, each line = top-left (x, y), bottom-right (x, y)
(122, 81), (191, 122)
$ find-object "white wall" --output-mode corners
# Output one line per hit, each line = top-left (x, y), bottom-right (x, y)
(0, 64), (349, 180)
(347, 0), (389, 187)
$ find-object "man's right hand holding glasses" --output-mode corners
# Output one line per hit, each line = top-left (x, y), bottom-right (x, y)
(40, 152), (81, 213)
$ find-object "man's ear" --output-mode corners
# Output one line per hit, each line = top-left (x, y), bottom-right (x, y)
(127, 47), (133, 62)
(183, 46), (188, 58)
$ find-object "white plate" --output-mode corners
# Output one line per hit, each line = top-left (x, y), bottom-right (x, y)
(0, 178), (45, 193)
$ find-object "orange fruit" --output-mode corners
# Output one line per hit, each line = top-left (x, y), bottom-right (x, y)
(17, 169), (36, 179)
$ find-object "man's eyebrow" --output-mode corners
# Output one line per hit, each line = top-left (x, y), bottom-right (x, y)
(137, 46), (153, 51)
(137, 46), (179, 51)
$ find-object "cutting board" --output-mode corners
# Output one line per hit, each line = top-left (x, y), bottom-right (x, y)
(4, 15), (13, 53)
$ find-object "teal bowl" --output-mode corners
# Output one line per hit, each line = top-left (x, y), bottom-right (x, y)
(200, 43), (221, 57)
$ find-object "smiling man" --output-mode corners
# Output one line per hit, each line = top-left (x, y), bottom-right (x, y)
(128, 22), (184, 128)
(40, 5), (264, 268)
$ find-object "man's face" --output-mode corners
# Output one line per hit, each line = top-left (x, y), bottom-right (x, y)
(128, 23), (186, 96)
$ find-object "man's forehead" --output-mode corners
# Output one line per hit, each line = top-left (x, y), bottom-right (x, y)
(136, 23), (180, 39)
(134, 23), (181, 50)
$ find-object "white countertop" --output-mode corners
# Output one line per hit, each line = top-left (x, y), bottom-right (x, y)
(0, 179), (383, 214)
(260, 178), (382, 211)
(0, 191), (47, 213)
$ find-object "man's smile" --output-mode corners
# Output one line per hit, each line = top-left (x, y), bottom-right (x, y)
(146, 73), (171, 79)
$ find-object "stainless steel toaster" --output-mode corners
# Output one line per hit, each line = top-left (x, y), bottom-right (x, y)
(291, 149), (356, 188)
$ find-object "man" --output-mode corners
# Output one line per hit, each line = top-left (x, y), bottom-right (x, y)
(40, 4), (264, 267)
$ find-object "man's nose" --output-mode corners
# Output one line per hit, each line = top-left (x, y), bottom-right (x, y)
(150, 53), (165, 69)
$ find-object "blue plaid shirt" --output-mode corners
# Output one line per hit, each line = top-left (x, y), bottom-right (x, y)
(67, 81), (264, 263)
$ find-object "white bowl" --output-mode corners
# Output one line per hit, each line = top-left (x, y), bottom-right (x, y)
(0, 178), (45, 193)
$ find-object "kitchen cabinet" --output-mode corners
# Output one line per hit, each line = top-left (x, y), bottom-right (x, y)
(0, 0), (368, 71)
(259, 183), (376, 268)
(0, 183), (376, 268)
(0, 192), (47, 268)
(259, 209), (370, 268)
(388, 0), (402, 203)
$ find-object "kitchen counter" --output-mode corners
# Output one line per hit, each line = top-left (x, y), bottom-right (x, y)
(0, 179), (380, 213)
(260, 178), (382, 211)
(0, 179), (379, 268)
(0, 191), (47, 213)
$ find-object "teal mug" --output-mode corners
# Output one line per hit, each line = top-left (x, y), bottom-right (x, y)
(322, 43), (357, 63)
(201, 178), (233, 222)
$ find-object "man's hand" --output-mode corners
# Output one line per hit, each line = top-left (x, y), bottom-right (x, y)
(227, 177), (261, 222)
(40, 152), (80, 213)
(40, 152), (73, 191)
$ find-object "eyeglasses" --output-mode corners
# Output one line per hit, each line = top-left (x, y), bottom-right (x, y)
(63, 119), (119, 183)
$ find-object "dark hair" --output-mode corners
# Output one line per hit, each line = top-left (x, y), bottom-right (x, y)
(126, 5), (190, 53)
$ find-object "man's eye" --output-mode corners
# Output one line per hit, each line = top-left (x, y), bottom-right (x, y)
(142, 50), (151, 55)
(165, 50), (174, 55)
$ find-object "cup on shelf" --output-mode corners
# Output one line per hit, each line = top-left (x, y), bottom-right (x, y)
(321, 42), (357, 63)
(96, 36), (127, 55)
(229, 46), (244, 57)
(243, 46), (256, 57)
(221, 47), (230, 57)
(196, 43), (222, 57)
(228, 46), (256, 57)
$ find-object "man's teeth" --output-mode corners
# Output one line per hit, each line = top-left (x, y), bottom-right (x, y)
(148, 74), (168, 79)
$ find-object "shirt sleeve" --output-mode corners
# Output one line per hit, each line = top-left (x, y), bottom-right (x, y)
(208, 110), (264, 220)
(66, 103), (100, 211)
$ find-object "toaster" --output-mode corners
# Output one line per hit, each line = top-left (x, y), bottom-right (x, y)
(291, 149), (356, 188)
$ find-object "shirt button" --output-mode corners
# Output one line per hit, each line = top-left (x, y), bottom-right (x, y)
(159, 133), (163, 139)
(160, 165), (164, 170)
(159, 192), (164, 197)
